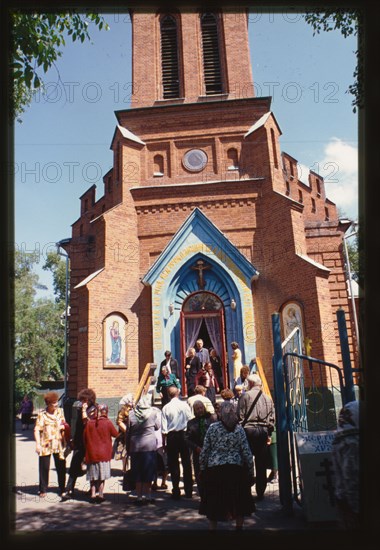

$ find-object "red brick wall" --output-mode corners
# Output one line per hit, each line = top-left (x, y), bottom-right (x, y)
(130, 9), (254, 108)
(64, 9), (356, 399)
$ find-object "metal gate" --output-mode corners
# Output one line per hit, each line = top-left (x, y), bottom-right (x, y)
(283, 351), (345, 505)
(272, 309), (359, 513)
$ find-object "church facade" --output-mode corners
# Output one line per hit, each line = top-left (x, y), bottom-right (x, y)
(62, 8), (357, 400)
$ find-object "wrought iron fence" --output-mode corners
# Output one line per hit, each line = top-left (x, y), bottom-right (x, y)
(283, 352), (345, 503)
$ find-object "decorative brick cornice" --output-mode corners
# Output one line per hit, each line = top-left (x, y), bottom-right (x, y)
(135, 197), (256, 215)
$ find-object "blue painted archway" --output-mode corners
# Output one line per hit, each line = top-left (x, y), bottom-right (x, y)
(142, 208), (259, 388)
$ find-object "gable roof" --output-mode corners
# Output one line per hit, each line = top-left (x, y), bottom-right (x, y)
(244, 111), (282, 138)
(142, 207), (258, 285)
(110, 124), (146, 149)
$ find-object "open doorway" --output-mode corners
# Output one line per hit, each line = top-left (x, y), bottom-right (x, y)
(196, 319), (213, 350)
(180, 291), (228, 392)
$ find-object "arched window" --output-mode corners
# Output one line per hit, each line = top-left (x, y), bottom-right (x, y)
(298, 189), (303, 203)
(160, 15), (180, 99)
(201, 13), (223, 95)
(154, 154), (164, 176)
(316, 178), (321, 196)
(183, 291), (223, 312)
(227, 148), (239, 169)
(311, 198), (316, 212)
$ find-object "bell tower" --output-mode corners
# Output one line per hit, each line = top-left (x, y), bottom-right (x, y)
(130, 8), (254, 108)
(65, 4), (356, 403)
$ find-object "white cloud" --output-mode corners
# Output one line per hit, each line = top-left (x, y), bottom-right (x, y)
(318, 138), (358, 219)
(295, 138), (358, 219)
(297, 163), (311, 184)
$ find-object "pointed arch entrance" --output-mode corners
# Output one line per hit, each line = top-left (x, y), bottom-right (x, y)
(141, 208), (259, 390)
(180, 291), (228, 391)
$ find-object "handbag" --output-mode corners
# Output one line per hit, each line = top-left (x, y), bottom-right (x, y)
(125, 416), (131, 455)
(112, 432), (126, 460)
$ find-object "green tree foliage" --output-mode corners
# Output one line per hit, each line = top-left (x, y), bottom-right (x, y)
(43, 251), (68, 304)
(303, 10), (363, 112)
(14, 250), (66, 410)
(347, 235), (359, 278)
(11, 12), (109, 121)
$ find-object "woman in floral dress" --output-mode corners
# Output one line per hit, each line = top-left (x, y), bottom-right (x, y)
(34, 391), (67, 497)
(199, 400), (255, 530)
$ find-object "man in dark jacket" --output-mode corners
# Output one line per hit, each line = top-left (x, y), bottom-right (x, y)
(237, 374), (275, 500)
(160, 350), (179, 379)
(185, 348), (201, 397)
(61, 388), (97, 501)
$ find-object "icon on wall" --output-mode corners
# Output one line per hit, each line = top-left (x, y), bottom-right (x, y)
(104, 313), (127, 367)
(281, 302), (305, 355)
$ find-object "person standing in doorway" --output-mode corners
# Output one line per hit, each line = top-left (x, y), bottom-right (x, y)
(160, 350), (179, 379)
(237, 374), (275, 501)
(210, 349), (224, 391)
(231, 342), (243, 383)
(185, 347), (201, 397)
(161, 386), (193, 500)
(195, 339), (210, 367)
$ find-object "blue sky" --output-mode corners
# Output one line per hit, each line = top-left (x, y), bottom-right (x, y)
(14, 11), (358, 297)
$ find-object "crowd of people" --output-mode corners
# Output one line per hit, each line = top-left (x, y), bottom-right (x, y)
(32, 347), (279, 531)
(30, 339), (359, 530)
(24, 331), (360, 532)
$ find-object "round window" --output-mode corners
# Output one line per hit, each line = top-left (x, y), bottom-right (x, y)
(182, 149), (208, 172)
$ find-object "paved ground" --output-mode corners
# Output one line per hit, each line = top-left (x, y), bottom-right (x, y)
(7, 418), (353, 547)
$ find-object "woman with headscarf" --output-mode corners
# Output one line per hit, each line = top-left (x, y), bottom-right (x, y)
(61, 388), (97, 501)
(199, 400), (255, 531)
(115, 393), (135, 472)
(331, 400), (360, 529)
(128, 394), (161, 505)
(83, 403), (119, 503)
(185, 400), (217, 498)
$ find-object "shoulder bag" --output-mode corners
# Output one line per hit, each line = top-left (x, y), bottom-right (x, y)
(241, 390), (262, 428)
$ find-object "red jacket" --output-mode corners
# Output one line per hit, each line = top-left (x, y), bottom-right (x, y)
(83, 417), (118, 464)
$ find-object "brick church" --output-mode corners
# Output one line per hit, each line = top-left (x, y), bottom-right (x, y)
(62, 8), (357, 400)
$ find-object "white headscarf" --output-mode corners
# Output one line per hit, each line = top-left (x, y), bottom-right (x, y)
(134, 394), (153, 423)
(119, 393), (134, 407)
